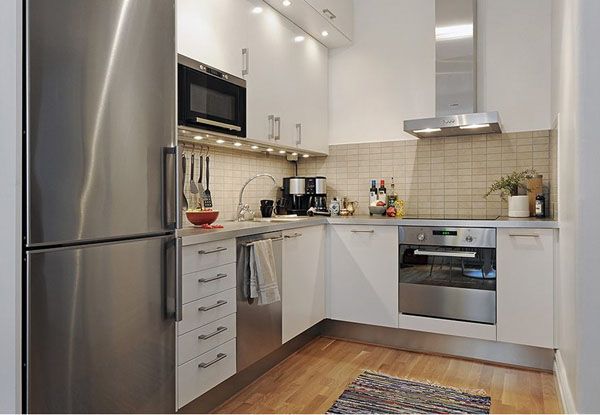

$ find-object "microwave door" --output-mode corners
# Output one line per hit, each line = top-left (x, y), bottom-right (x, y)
(181, 67), (246, 136)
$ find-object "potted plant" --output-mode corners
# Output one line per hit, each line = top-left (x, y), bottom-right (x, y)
(485, 169), (537, 217)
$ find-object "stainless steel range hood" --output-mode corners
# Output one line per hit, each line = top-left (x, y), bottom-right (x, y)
(404, 0), (503, 138)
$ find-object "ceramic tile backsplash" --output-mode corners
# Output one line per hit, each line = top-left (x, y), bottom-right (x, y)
(180, 142), (294, 222)
(298, 130), (555, 218)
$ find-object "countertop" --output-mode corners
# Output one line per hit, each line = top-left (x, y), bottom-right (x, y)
(177, 215), (558, 245)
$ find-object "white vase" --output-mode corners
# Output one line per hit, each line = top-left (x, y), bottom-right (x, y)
(508, 195), (529, 217)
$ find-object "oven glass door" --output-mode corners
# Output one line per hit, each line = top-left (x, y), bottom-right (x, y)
(178, 65), (246, 136)
(399, 244), (497, 324)
(399, 245), (496, 290)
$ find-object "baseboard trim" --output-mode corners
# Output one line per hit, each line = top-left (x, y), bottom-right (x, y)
(554, 350), (576, 414)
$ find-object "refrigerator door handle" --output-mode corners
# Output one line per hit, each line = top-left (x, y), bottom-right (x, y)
(175, 237), (183, 322)
(163, 146), (181, 230)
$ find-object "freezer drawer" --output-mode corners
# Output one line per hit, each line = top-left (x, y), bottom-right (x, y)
(177, 338), (236, 409)
(26, 235), (177, 413)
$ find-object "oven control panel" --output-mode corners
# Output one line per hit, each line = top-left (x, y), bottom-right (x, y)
(398, 226), (496, 248)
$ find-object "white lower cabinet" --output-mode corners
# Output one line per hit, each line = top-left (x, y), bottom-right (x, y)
(328, 225), (399, 328)
(282, 225), (326, 343)
(497, 228), (555, 348)
(177, 339), (237, 408)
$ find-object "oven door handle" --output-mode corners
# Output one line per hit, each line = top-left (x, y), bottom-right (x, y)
(414, 250), (477, 259)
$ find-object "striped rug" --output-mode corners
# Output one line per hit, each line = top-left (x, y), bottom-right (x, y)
(328, 371), (491, 414)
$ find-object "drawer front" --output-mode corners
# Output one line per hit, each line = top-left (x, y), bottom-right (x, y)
(178, 288), (236, 335)
(177, 339), (236, 409)
(183, 263), (236, 304)
(183, 238), (235, 274)
(178, 314), (236, 365)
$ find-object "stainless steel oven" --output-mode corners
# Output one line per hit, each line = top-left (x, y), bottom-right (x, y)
(178, 54), (246, 137)
(398, 227), (497, 324)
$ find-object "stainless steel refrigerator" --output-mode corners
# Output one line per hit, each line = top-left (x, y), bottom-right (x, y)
(24, 1), (181, 412)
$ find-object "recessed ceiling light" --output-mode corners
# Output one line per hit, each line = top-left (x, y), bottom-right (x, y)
(459, 123), (490, 130)
(294, 36), (305, 43)
(251, 145), (259, 150)
(302, 154), (309, 158)
(216, 139), (225, 144)
(291, 152), (298, 156)
(266, 148), (274, 152)
(193, 135), (203, 141)
(251, 6), (263, 14)
(321, 30), (329, 37)
(234, 142), (242, 147)
(278, 150), (286, 154)
(413, 128), (442, 134)
(282, 0), (292, 6)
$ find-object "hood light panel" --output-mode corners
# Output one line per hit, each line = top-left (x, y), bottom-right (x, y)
(413, 128), (442, 134)
(459, 124), (490, 130)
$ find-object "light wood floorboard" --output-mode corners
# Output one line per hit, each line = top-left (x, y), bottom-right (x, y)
(215, 337), (561, 414)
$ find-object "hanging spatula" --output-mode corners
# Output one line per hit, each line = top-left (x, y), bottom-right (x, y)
(181, 154), (188, 211)
(190, 154), (199, 194)
(203, 156), (213, 208)
(197, 155), (205, 209)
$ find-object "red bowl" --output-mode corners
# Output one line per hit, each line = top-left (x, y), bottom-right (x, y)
(186, 210), (219, 226)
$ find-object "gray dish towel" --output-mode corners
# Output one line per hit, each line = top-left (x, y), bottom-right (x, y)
(244, 239), (281, 305)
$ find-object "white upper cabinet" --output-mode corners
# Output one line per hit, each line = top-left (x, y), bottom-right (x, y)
(177, 0), (328, 154)
(305, 0), (353, 41)
(264, 0), (352, 48)
(177, 0), (248, 77)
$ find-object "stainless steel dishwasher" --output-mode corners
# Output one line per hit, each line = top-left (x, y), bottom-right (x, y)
(236, 231), (283, 371)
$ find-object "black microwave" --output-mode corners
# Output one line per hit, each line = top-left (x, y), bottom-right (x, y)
(178, 54), (246, 137)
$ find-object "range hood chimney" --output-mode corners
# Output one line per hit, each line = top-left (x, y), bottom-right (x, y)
(404, 0), (502, 138)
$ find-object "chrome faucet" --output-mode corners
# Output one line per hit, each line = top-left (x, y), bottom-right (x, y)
(237, 173), (277, 221)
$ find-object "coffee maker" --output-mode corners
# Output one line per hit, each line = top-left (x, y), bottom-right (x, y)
(306, 176), (328, 213)
(282, 177), (310, 216)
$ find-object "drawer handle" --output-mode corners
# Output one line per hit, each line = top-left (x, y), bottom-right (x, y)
(508, 234), (540, 238)
(198, 247), (228, 255)
(351, 229), (375, 233)
(198, 273), (228, 283)
(198, 326), (228, 340)
(198, 353), (227, 369)
(198, 300), (228, 312)
(284, 233), (303, 239)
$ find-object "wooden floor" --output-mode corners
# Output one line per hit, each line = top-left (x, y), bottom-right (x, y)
(215, 337), (561, 414)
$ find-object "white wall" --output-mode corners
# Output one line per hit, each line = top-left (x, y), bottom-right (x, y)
(329, 0), (552, 144)
(552, 0), (600, 412)
(0, 0), (22, 413)
(478, 0), (552, 132)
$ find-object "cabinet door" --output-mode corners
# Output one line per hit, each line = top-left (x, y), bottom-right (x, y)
(245, 1), (296, 145)
(305, 0), (354, 40)
(177, 0), (248, 77)
(282, 226), (326, 343)
(328, 225), (398, 328)
(291, 36), (329, 154)
(497, 228), (554, 348)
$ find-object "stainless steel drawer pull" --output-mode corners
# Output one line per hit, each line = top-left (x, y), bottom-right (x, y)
(198, 247), (227, 255)
(198, 353), (227, 368)
(284, 232), (303, 239)
(351, 230), (375, 233)
(508, 234), (540, 238)
(198, 326), (228, 340)
(198, 273), (228, 283)
(198, 300), (227, 312)
(414, 249), (477, 258)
